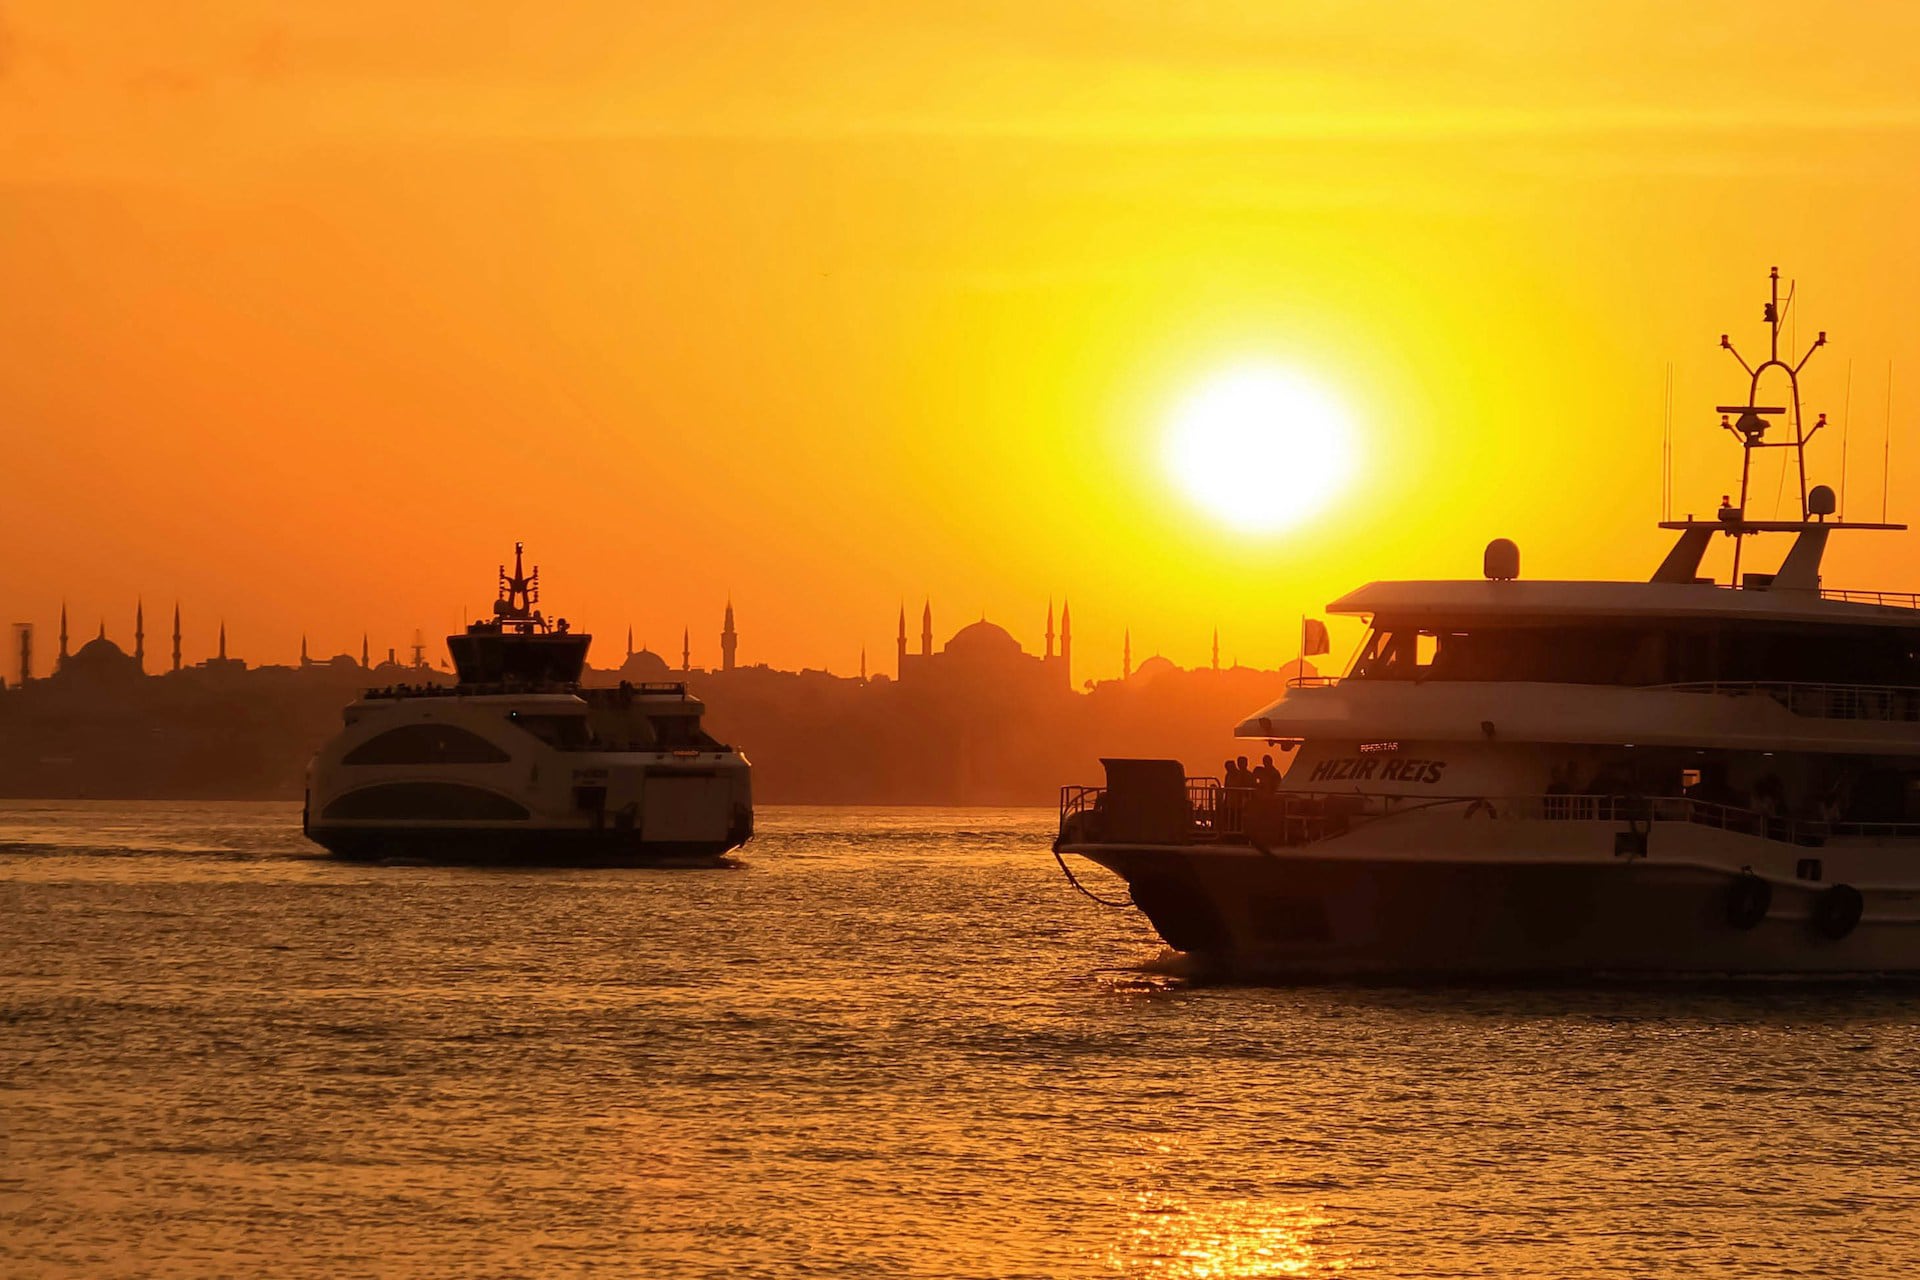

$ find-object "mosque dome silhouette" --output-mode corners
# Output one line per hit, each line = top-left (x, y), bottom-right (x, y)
(617, 648), (673, 681)
(60, 628), (145, 682)
(944, 619), (1023, 659)
(1131, 654), (1179, 683)
(74, 635), (127, 662)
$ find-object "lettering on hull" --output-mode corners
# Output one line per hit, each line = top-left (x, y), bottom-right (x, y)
(1307, 757), (1447, 785)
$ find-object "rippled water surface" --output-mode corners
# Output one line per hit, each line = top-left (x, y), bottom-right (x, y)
(4, 801), (1920, 1278)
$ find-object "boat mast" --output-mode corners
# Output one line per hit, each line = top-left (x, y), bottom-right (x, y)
(1717, 266), (1827, 583)
(495, 541), (544, 633)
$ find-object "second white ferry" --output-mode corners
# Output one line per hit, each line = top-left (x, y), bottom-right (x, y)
(1057, 270), (1920, 977)
(305, 544), (753, 864)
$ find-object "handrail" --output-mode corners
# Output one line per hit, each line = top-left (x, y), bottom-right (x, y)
(1276, 676), (1920, 722)
(1056, 785), (1920, 848)
(1822, 588), (1920, 609)
(1653, 681), (1920, 723)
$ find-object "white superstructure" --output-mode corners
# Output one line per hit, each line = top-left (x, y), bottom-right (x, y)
(1056, 270), (1920, 977)
(305, 544), (752, 864)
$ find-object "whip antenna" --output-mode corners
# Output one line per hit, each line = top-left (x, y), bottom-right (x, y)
(1839, 359), (1853, 518)
(1662, 362), (1673, 521)
(1885, 361), (1895, 524)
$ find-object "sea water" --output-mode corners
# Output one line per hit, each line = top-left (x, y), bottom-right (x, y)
(3, 801), (1918, 1277)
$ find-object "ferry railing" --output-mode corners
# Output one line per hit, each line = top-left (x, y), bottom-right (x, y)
(1654, 681), (1920, 723)
(1056, 786), (1920, 848)
(1821, 588), (1920, 609)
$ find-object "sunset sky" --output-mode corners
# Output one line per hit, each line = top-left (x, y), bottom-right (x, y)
(5, 3), (1919, 679)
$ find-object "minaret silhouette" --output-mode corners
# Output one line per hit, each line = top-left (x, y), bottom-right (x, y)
(896, 605), (908, 676)
(218, 621), (228, 661)
(134, 599), (145, 672)
(721, 600), (738, 672)
(300, 634), (310, 666)
(627, 625), (634, 659)
(171, 604), (181, 673)
(860, 646), (867, 681)
(1123, 628), (1132, 679)
(1045, 599), (1055, 659)
(682, 626), (691, 672)
(920, 599), (933, 657)
(58, 603), (69, 663)
(360, 633), (369, 670)
(1060, 599), (1072, 684)
(1212, 627), (1220, 671)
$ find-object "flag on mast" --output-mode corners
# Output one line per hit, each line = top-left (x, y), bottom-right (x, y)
(1301, 618), (1331, 657)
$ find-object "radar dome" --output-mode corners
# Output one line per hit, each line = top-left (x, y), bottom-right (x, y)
(1483, 538), (1520, 581)
(1808, 484), (1837, 517)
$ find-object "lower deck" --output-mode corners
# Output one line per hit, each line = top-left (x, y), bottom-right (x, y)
(1056, 760), (1920, 977)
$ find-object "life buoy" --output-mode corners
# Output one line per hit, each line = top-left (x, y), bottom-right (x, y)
(1811, 884), (1864, 941)
(1464, 798), (1497, 819)
(1724, 874), (1771, 930)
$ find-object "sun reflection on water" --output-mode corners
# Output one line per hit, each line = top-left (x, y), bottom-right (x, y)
(1109, 1193), (1351, 1278)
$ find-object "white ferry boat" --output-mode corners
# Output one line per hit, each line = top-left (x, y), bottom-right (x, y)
(1056, 270), (1920, 977)
(305, 544), (752, 864)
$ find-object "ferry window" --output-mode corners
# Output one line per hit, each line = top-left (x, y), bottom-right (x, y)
(648, 715), (720, 749)
(322, 782), (530, 821)
(343, 724), (510, 766)
(1351, 629), (1413, 679)
(506, 713), (595, 750)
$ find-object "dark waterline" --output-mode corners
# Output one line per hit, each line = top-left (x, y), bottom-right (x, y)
(3, 801), (1918, 1277)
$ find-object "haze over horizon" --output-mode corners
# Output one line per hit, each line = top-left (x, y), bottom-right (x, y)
(6, 2), (1919, 679)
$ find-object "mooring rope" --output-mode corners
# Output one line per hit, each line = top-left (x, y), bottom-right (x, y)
(1052, 846), (1134, 909)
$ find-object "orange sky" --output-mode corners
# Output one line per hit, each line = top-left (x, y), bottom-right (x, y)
(4, 3), (1919, 678)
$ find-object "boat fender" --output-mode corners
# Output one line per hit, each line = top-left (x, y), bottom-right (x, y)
(1724, 874), (1771, 930)
(1811, 883), (1864, 941)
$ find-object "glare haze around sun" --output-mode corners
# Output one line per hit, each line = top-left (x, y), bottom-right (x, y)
(1163, 366), (1358, 534)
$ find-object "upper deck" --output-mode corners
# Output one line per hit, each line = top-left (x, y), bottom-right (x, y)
(1329, 576), (1920, 629)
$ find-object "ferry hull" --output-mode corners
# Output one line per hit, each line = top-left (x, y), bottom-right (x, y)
(308, 823), (747, 867)
(1068, 843), (1920, 979)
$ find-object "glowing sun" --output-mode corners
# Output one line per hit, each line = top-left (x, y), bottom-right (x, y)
(1163, 366), (1358, 533)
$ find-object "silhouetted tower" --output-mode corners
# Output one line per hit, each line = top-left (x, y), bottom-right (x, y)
(1060, 599), (1072, 682)
(920, 600), (933, 657)
(410, 630), (426, 669)
(58, 603), (69, 664)
(860, 646), (868, 681)
(218, 621), (228, 661)
(171, 604), (182, 673)
(134, 599), (145, 672)
(1123, 628), (1132, 679)
(721, 600), (738, 672)
(1045, 600), (1055, 659)
(300, 634), (311, 666)
(682, 626), (691, 672)
(1212, 627), (1220, 672)
(360, 633), (369, 670)
(12, 622), (32, 685)
(896, 605), (908, 675)
(627, 625), (635, 659)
